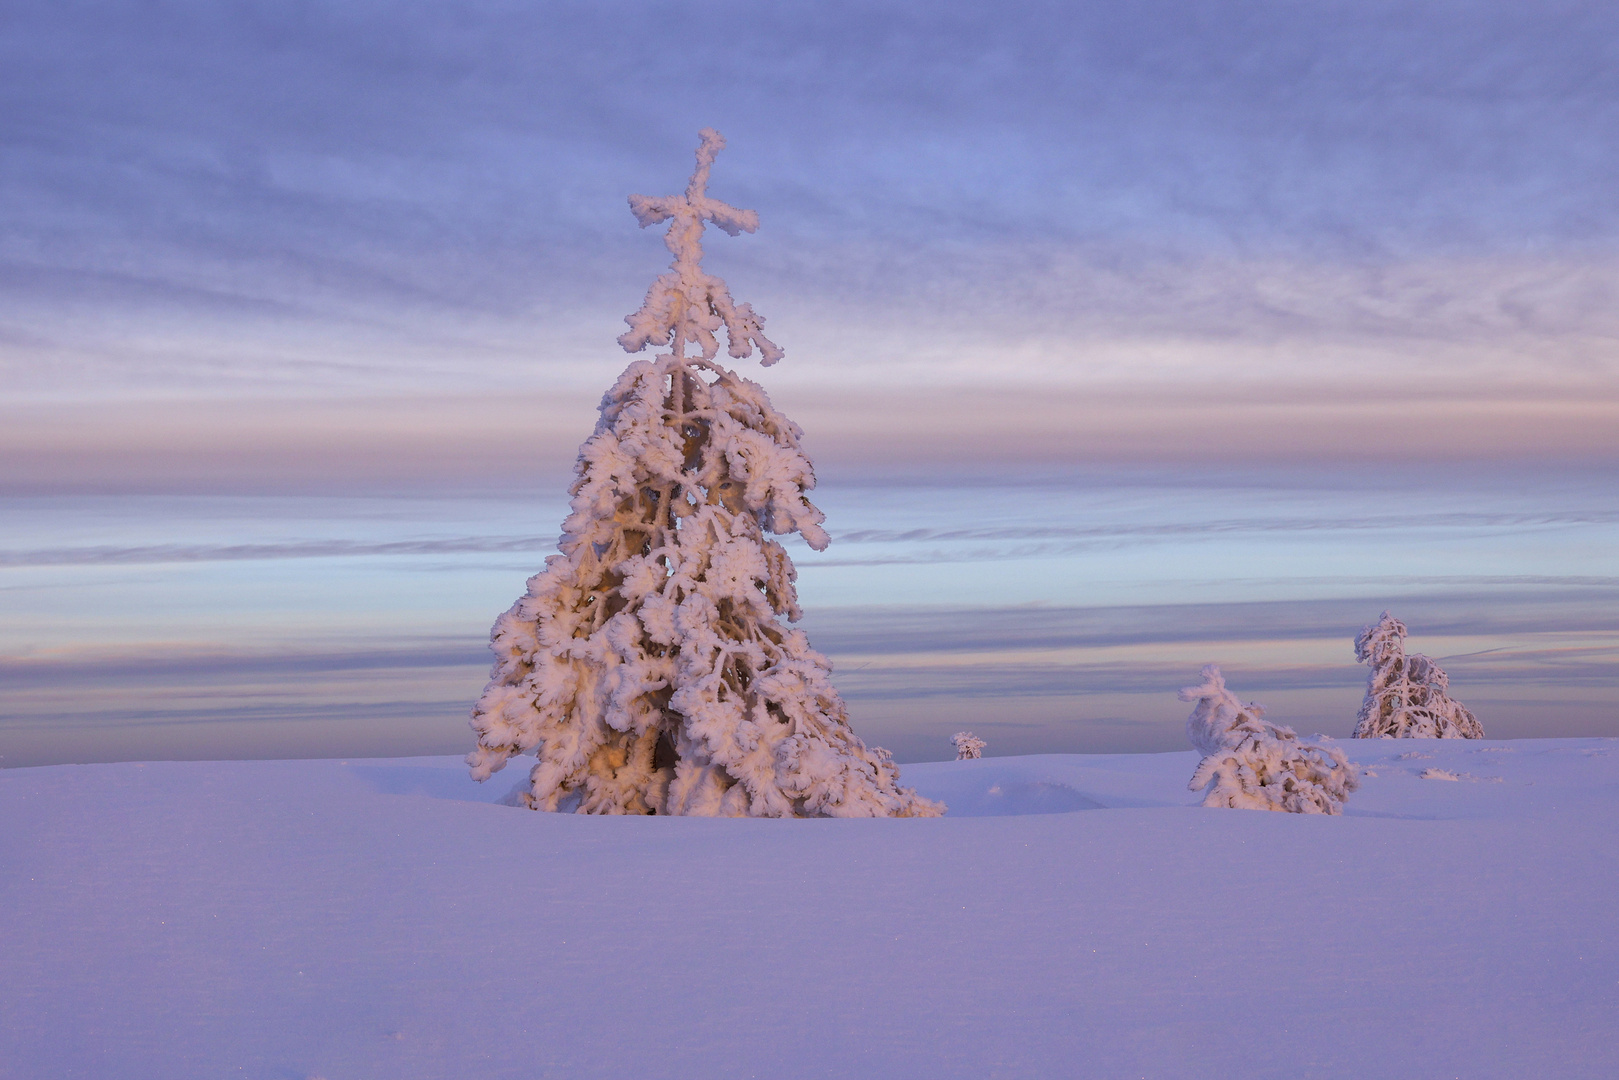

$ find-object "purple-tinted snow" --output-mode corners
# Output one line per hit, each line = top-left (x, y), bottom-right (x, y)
(3, 739), (1616, 1078)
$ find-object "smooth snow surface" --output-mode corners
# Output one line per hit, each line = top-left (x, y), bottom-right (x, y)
(4, 740), (1617, 1078)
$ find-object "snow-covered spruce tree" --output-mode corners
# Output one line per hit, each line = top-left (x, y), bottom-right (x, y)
(1179, 665), (1358, 814)
(1352, 612), (1483, 739)
(952, 732), (985, 760)
(467, 130), (942, 818)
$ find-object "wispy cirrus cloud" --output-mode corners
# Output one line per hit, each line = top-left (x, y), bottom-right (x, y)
(0, 537), (558, 568)
(10, 509), (1619, 568)
(6, 386), (1619, 496)
(4, 1), (1617, 408)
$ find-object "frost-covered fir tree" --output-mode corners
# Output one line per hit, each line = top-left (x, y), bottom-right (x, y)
(952, 732), (985, 760)
(467, 130), (942, 818)
(1179, 665), (1358, 814)
(1352, 612), (1483, 739)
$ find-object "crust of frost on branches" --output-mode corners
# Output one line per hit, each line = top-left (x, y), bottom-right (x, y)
(466, 130), (941, 818)
(1352, 612), (1484, 739)
(952, 732), (985, 760)
(1179, 665), (1358, 815)
(617, 128), (783, 367)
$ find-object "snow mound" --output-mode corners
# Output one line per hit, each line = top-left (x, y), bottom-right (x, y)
(900, 754), (1197, 815)
(348, 762), (501, 803)
(934, 771), (1105, 817)
(1419, 768), (1503, 783)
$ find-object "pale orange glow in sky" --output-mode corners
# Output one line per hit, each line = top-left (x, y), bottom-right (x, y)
(4, 2), (1617, 765)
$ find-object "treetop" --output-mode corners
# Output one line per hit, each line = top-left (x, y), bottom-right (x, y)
(619, 129), (784, 367)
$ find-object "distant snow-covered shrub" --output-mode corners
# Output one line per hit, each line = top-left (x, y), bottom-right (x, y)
(1179, 665), (1358, 814)
(1353, 612), (1483, 739)
(466, 131), (940, 819)
(952, 732), (986, 760)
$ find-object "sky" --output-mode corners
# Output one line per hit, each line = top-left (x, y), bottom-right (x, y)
(2, 1), (1616, 765)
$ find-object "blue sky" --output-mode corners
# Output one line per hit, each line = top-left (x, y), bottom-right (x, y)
(2, 2), (1616, 764)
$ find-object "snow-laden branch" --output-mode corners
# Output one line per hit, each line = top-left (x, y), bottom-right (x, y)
(618, 129), (784, 366)
(468, 357), (938, 817)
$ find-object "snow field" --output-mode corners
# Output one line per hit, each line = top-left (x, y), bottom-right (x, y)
(3, 739), (1616, 1079)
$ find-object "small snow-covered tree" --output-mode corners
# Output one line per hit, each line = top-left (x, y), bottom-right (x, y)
(467, 130), (942, 818)
(952, 732), (985, 760)
(1179, 665), (1358, 814)
(1353, 612), (1483, 739)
